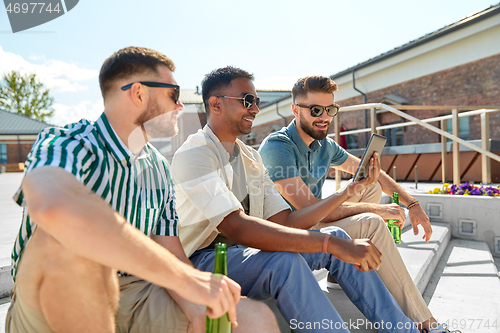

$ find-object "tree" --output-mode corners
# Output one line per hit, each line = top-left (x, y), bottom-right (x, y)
(0, 71), (54, 122)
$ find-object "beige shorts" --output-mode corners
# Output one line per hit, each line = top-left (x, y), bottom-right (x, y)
(116, 275), (189, 333)
(5, 286), (53, 333)
(5, 276), (189, 333)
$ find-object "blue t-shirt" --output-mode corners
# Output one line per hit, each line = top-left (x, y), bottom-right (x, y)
(259, 120), (348, 207)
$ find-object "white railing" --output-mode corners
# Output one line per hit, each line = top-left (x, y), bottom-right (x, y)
(329, 103), (500, 188)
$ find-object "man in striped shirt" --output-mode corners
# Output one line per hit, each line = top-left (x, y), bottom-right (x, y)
(6, 47), (278, 333)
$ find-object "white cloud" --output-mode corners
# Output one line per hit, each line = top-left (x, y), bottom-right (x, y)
(0, 45), (98, 93)
(51, 99), (103, 126)
(254, 76), (297, 90)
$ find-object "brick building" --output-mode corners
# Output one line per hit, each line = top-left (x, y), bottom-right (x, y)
(249, 4), (500, 150)
(0, 109), (50, 172)
(159, 88), (291, 161)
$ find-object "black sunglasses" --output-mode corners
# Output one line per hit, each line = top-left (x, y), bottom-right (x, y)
(295, 103), (340, 118)
(216, 93), (260, 109)
(121, 81), (180, 104)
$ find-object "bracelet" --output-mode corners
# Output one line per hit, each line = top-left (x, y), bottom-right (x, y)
(407, 201), (419, 209)
(322, 234), (331, 253)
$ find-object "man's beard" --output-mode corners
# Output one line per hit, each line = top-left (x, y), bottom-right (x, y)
(135, 98), (178, 140)
(299, 118), (330, 140)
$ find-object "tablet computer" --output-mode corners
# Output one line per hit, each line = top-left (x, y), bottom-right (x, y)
(352, 133), (387, 182)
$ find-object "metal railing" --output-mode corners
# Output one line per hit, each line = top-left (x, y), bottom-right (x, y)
(329, 103), (500, 189)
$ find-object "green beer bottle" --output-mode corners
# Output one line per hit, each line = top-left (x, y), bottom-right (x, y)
(206, 243), (232, 333)
(387, 192), (401, 244)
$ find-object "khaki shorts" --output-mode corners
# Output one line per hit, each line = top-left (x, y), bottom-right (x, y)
(5, 276), (189, 333)
(116, 275), (189, 333)
(5, 286), (53, 333)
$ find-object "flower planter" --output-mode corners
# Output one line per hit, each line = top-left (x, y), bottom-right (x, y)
(412, 193), (500, 256)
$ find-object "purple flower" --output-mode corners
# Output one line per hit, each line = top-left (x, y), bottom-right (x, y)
(487, 190), (494, 196)
(460, 182), (472, 191)
(471, 188), (482, 195)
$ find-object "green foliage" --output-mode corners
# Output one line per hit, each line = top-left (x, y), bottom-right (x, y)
(0, 71), (54, 122)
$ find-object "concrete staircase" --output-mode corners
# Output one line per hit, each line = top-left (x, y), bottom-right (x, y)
(266, 222), (500, 333)
(2, 223), (500, 332)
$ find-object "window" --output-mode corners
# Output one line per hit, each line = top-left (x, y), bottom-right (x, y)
(385, 127), (404, 146)
(446, 117), (469, 141)
(0, 144), (7, 164)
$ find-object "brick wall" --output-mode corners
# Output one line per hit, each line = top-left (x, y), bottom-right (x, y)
(335, 53), (500, 148)
(242, 116), (294, 145)
(251, 53), (500, 148)
(4, 142), (33, 164)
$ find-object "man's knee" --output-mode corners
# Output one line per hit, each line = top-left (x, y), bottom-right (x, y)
(265, 251), (308, 272)
(320, 226), (351, 240)
(356, 213), (392, 241)
(25, 228), (110, 277)
(17, 228), (117, 302)
(235, 299), (279, 333)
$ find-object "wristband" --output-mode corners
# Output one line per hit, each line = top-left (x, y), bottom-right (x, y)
(322, 234), (331, 253)
(407, 201), (419, 209)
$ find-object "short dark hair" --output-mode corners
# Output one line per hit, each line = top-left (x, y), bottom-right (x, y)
(201, 66), (254, 114)
(292, 76), (338, 102)
(99, 46), (175, 100)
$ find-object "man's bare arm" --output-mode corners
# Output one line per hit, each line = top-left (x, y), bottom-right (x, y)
(218, 157), (383, 271)
(23, 166), (240, 318)
(151, 235), (238, 329)
(274, 152), (404, 224)
(218, 209), (381, 271)
(336, 153), (432, 241)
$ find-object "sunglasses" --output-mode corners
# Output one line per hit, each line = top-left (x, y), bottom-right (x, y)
(216, 93), (261, 109)
(295, 103), (340, 118)
(121, 81), (180, 104)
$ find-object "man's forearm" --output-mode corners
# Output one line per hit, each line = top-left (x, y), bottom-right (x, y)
(281, 188), (353, 229)
(323, 202), (380, 222)
(219, 210), (382, 271)
(220, 210), (327, 253)
(151, 235), (207, 325)
(378, 171), (416, 206)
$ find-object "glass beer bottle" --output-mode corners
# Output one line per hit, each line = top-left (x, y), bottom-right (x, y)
(387, 192), (402, 244)
(206, 243), (232, 333)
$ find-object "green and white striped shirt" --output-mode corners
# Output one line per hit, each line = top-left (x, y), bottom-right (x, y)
(11, 113), (178, 280)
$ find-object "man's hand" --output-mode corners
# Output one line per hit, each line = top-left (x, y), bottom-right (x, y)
(328, 237), (382, 271)
(346, 152), (381, 196)
(179, 269), (240, 328)
(373, 203), (406, 224)
(408, 204), (432, 242)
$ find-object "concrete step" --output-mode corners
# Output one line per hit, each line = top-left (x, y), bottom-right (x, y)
(0, 267), (13, 300)
(0, 297), (9, 333)
(424, 239), (500, 333)
(267, 222), (451, 332)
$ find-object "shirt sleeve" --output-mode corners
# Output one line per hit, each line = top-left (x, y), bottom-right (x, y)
(153, 163), (179, 236)
(13, 127), (93, 207)
(262, 166), (292, 219)
(259, 138), (299, 182)
(329, 139), (349, 167)
(171, 143), (243, 229)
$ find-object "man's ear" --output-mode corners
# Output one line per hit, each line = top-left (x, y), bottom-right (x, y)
(291, 103), (299, 118)
(127, 82), (146, 108)
(208, 96), (222, 115)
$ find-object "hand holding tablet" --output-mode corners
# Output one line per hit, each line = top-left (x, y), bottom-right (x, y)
(352, 134), (387, 182)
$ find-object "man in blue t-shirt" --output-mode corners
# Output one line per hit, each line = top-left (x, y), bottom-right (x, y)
(259, 75), (447, 333)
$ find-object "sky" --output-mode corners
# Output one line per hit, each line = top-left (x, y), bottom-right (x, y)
(0, 0), (497, 125)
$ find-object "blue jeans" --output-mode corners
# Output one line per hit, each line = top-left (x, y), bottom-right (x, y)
(190, 227), (418, 333)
